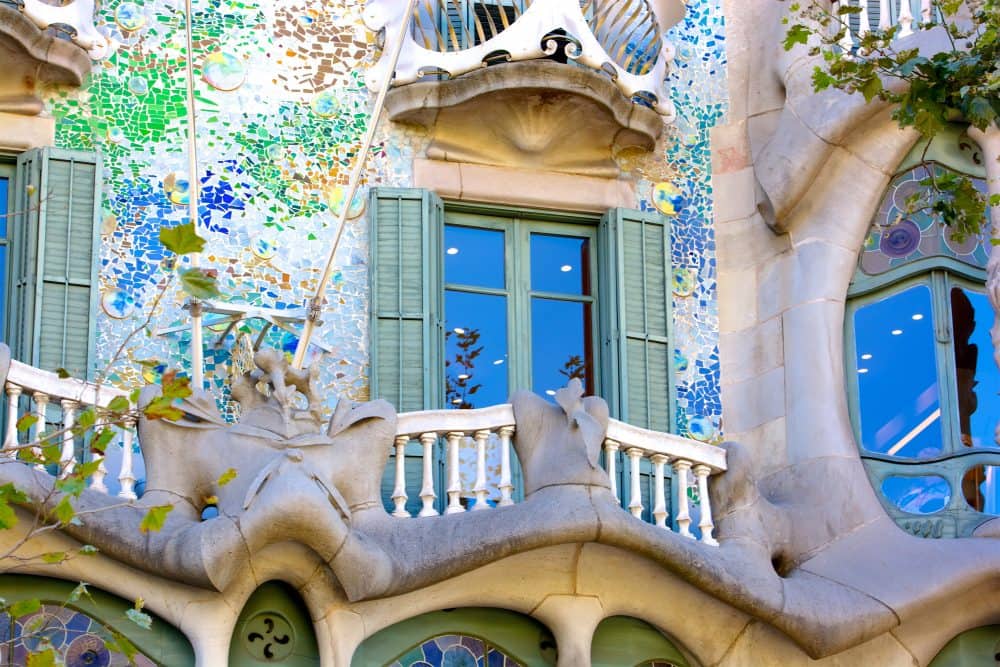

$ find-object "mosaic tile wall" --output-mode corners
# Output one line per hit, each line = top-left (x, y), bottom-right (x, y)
(45, 0), (727, 440)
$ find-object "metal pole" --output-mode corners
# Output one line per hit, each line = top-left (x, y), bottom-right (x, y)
(184, 0), (204, 388)
(291, 0), (418, 369)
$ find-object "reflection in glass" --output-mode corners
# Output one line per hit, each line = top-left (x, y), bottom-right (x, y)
(881, 475), (950, 514)
(962, 465), (1000, 514)
(531, 298), (593, 397)
(530, 233), (590, 295)
(854, 284), (942, 457)
(444, 225), (505, 289)
(951, 288), (1000, 449)
(0, 175), (8, 237)
(445, 290), (508, 409)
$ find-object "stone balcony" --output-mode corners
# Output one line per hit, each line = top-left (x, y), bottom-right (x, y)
(364, 0), (685, 176)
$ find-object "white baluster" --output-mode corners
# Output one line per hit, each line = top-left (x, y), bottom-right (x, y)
(626, 447), (643, 519)
(118, 418), (137, 500)
(418, 432), (439, 517)
(858, 0), (870, 37)
(32, 391), (49, 470)
(604, 439), (620, 500)
(898, 0), (914, 36)
(472, 429), (490, 511)
(498, 426), (515, 507)
(445, 431), (465, 514)
(89, 409), (108, 493)
(4, 383), (22, 457)
(392, 435), (410, 517)
(60, 399), (78, 476)
(673, 459), (693, 538)
(838, 0), (856, 52)
(650, 454), (669, 529)
(694, 465), (718, 546)
(920, 0), (931, 22)
(879, 0), (891, 29)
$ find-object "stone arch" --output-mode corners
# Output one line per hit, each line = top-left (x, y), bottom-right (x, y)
(229, 580), (320, 666)
(352, 607), (556, 666)
(0, 574), (194, 664)
(591, 615), (694, 667)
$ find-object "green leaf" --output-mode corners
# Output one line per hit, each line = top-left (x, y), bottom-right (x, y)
(78, 545), (99, 556)
(68, 582), (91, 602)
(9, 597), (41, 617)
(76, 407), (96, 431)
(142, 398), (184, 421)
(126, 607), (153, 630)
(783, 23), (811, 50)
(55, 368), (71, 379)
(40, 551), (66, 564)
(108, 396), (131, 414)
(25, 648), (56, 667)
(53, 496), (75, 526)
(16, 414), (38, 433)
(179, 268), (221, 299)
(159, 222), (206, 255)
(217, 468), (237, 487)
(107, 630), (139, 662)
(861, 76), (884, 103)
(91, 428), (116, 455)
(55, 476), (86, 497)
(139, 505), (174, 533)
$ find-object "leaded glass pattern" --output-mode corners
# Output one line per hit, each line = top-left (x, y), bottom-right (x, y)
(388, 633), (524, 667)
(2, 604), (157, 666)
(859, 165), (990, 275)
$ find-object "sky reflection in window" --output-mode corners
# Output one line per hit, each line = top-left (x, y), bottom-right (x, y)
(952, 288), (1000, 450)
(530, 233), (590, 295)
(881, 475), (950, 514)
(444, 225), (504, 289)
(854, 284), (942, 457)
(445, 291), (508, 409)
(531, 299), (593, 397)
(963, 465), (1000, 515)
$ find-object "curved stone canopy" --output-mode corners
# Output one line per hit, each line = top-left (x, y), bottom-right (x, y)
(386, 60), (664, 177)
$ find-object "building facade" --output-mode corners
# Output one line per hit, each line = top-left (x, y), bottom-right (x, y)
(0, 0), (998, 664)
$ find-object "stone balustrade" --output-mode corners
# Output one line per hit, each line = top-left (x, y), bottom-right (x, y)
(837, 0), (940, 50)
(389, 403), (727, 545)
(2, 360), (138, 499)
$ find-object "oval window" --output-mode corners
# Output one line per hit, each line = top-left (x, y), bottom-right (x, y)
(881, 475), (950, 514)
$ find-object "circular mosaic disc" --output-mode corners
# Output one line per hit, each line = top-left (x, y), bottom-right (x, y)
(311, 89), (340, 118)
(101, 288), (136, 319)
(652, 181), (684, 216)
(202, 51), (246, 92)
(114, 2), (146, 32)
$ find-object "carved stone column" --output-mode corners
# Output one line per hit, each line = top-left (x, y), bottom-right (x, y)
(967, 123), (1000, 444)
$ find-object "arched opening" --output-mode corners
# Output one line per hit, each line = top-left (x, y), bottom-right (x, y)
(0, 574), (194, 665)
(229, 580), (319, 666)
(929, 624), (1000, 665)
(352, 607), (556, 666)
(591, 616), (693, 667)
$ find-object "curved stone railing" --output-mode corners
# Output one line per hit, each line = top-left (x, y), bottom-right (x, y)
(389, 403), (727, 545)
(2, 360), (138, 499)
(363, 0), (682, 117)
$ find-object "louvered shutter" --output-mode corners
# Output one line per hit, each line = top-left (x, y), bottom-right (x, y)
(598, 207), (675, 432)
(9, 148), (100, 379)
(370, 188), (446, 514)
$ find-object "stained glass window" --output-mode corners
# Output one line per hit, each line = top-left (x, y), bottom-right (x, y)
(387, 633), (524, 667)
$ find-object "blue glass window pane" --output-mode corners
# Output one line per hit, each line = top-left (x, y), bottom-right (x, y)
(531, 298), (593, 398)
(0, 246), (5, 334)
(881, 475), (950, 514)
(530, 233), (590, 295)
(952, 288), (1000, 450)
(0, 176), (8, 237)
(963, 465), (1000, 514)
(445, 290), (508, 409)
(444, 225), (505, 289)
(854, 284), (942, 457)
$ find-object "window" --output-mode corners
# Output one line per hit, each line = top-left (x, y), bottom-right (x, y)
(369, 188), (674, 513)
(846, 150), (1000, 537)
(411, 0), (531, 52)
(0, 161), (13, 340)
(4, 148), (101, 378)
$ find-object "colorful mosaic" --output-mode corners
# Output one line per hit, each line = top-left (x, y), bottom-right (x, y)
(1, 605), (156, 666)
(861, 165), (991, 275)
(389, 634), (524, 667)
(44, 0), (726, 443)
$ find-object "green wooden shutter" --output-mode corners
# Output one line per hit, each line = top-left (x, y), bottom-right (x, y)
(8, 148), (100, 379)
(369, 187), (444, 411)
(598, 207), (675, 432)
(370, 188), (446, 514)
